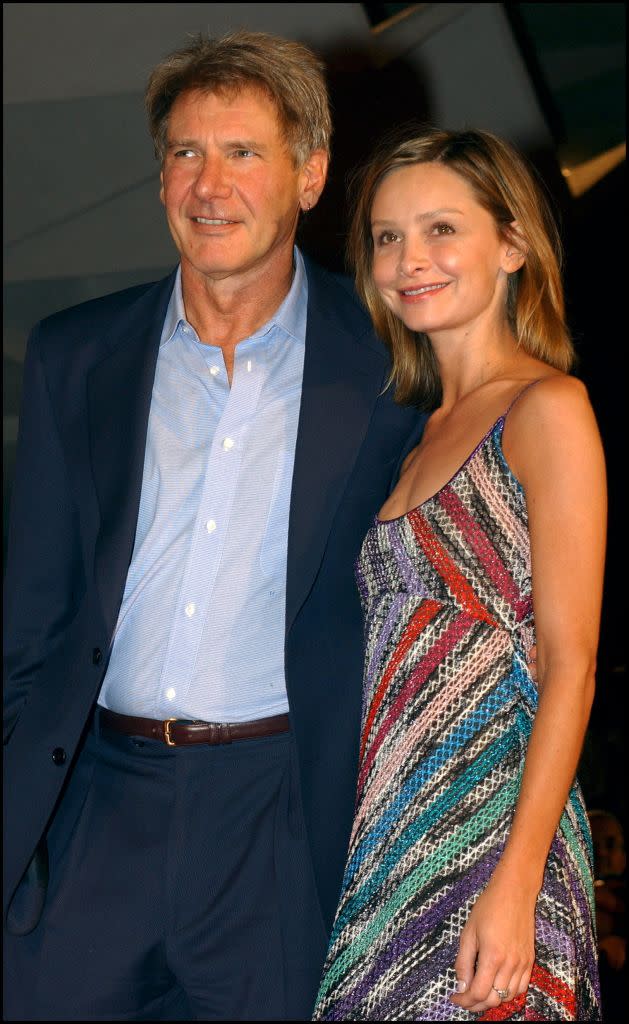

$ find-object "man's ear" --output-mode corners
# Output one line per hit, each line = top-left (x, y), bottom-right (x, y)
(299, 149), (329, 212)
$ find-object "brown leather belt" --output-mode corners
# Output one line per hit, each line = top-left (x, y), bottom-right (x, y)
(100, 708), (290, 747)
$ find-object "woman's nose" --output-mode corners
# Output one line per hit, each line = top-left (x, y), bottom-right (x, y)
(399, 242), (430, 277)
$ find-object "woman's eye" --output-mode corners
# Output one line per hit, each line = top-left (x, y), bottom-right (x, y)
(432, 222), (454, 235)
(376, 231), (400, 246)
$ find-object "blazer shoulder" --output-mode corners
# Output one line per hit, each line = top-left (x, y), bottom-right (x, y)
(31, 271), (176, 355)
(302, 254), (423, 432)
(302, 254), (374, 336)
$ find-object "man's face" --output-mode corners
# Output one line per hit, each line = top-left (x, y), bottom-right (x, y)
(160, 87), (324, 286)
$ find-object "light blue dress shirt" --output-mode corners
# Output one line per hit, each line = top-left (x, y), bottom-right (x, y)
(98, 249), (307, 722)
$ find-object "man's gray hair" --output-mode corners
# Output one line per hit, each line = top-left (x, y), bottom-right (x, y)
(146, 30), (332, 166)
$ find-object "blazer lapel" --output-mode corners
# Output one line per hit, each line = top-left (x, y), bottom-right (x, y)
(86, 262), (387, 643)
(286, 263), (388, 634)
(87, 275), (174, 638)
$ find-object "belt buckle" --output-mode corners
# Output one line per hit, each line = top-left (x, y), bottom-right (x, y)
(163, 718), (178, 746)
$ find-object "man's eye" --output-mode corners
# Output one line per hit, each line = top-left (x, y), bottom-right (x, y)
(174, 149), (196, 158)
(232, 149), (255, 158)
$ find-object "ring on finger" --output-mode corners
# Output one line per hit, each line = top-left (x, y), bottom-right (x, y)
(492, 986), (510, 1000)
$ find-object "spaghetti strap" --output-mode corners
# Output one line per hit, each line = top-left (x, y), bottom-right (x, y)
(504, 376), (546, 419)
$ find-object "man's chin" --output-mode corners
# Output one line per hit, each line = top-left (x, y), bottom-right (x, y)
(181, 256), (249, 283)
(180, 245), (291, 286)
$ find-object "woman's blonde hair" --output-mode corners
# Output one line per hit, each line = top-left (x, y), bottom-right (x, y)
(145, 30), (331, 167)
(348, 125), (574, 408)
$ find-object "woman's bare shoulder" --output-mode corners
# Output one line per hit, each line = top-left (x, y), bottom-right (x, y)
(503, 372), (603, 484)
(507, 372), (593, 431)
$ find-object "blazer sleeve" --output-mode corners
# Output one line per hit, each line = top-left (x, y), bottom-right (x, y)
(388, 411), (427, 494)
(3, 325), (85, 741)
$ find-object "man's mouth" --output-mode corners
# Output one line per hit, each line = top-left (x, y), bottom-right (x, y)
(192, 217), (236, 225)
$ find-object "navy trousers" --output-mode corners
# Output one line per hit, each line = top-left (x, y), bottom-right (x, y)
(4, 712), (329, 1020)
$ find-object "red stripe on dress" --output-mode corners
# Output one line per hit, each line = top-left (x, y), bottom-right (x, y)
(438, 486), (522, 610)
(357, 608), (474, 793)
(478, 963), (576, 1020)
(529, 963), (577, 1016)
(409, 506), (499, 626)
(359, 600), (441, 766)
(479, 992), (526, 1020)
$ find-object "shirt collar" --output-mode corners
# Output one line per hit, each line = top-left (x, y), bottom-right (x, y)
(160, 246), (308, 348)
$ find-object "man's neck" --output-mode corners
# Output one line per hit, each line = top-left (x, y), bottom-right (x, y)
(179, 247), (297, 383)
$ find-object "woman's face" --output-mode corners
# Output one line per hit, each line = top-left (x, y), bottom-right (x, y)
(370, 161), (516, 340)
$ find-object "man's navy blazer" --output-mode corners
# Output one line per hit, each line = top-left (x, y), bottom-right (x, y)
(3, 256), (424, 935)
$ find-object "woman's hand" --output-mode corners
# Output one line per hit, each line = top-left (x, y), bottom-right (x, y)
(449, 870), (536, 1014)
(527, 643), (537, 682)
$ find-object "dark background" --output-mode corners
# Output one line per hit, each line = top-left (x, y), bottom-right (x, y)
(3, 2), (626, 827)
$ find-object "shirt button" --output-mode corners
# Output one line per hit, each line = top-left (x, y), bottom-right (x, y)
(222, 437), (235, 451)
(206, 519), (217, 534)
(166, 687), (176, 701)
(185, 602), (196, 617)
(52, 747), (67, 766)
(210, 365), (220, 376)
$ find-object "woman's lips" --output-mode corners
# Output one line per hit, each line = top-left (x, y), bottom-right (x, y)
(398, 281), (450, 301)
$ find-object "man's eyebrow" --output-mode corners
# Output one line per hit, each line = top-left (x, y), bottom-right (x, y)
(222, 138), (267, 151)
(165, 137), (267, 150)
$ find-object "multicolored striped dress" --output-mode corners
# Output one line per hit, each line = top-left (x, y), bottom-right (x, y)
(313, 401), (601, 1021)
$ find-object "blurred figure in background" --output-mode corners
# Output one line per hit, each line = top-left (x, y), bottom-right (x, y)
(589, 809), (626, 1019)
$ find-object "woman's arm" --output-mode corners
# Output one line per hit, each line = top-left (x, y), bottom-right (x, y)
(451, 374), (607, 1013)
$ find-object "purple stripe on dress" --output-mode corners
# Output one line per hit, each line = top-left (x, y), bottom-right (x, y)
(374, 939), (459, 1019)
(551, 833), (601, 1006)
(536, 915), (575, 961)
(328, 848), (501, 1019)
(355, 549), (368, 604)
(391, 520), (433, 596)
(363, 592), (408, 698)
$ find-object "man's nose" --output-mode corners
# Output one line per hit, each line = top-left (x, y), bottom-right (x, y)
(193, 156), (232, 200)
